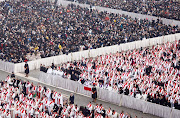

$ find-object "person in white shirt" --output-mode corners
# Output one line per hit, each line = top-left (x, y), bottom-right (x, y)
(87, 102), (93, 112)
(6, 75), (11, 85)
(6, 110), (11, 118)
(112, 110), (118, 118)
(141, 92), (147, 101)
(74, 104), (79, 116)
(77, 111), (83, 118)
(10, 104), (15, 118)
(57, 93), (63, 107)
(46, 88), (51, 101)
(47, 67), (53, 74)
(58, 69), (64, 77)
(48, 100), (54, 113)
(107, 84), (113, 91)
(52, 69), (58, 75)
(62, 106), (68, 117)
(69, 108), (75, 118)
(95, 114), (103, 118)
(106, 107), (112, 117)
(1, 109), (6, 118)
(136, 91), (142, 99)
(119, 111), (125, 118)
(20, 108), (26, 118)
(52, 91), (57, 103)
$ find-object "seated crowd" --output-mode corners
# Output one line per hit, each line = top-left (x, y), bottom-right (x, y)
(0, 0), (179, 63)
(42, 40), (180, 110)
(71, 0), (180, 20)
(0, 75), (137, 118)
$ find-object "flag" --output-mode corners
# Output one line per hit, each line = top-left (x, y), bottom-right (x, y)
(84, 86), (92, 91)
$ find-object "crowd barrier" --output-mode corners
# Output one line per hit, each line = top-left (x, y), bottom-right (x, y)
(57, 0), (180, 26)
(0, 60), (15, 73)
(38, 72), (180, 118)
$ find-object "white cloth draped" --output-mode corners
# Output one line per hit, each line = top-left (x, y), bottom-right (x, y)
(143, 102), (172, 118)
(121, 95), (145, 112)
(71, 50), (89, 61)
(0, 60), (15, 73)
(171, 109), (180, 118)
(98, 89), (122, 105)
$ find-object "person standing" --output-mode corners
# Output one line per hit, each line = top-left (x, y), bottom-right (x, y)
(11, 72), (15, 78)
(92, 84), (97, 102)
(69, 93), (74, 104)
(24, 62), (29, 77)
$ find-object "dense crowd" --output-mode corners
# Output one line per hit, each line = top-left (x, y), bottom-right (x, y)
(43, 40), (180, 110)
(71, 0), (180, 20)
(0, 0), (179, 63)
(0, 76), (138, 118)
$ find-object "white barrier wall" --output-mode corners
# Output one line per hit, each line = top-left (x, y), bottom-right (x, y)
(0, 60), (15, 73)
(38, 72), (180, 118)
(57, 0), (180, 26)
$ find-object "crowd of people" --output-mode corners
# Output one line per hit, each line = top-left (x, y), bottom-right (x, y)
(71, 0), (180, 20)
(43, 40), (180, 110)
(0, 75), (139, 118)
(0, 0), (179, 63)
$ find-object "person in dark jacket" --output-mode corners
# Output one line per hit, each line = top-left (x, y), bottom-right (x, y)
(69, 93), (74, 104)
(118, 87), (123, 94)
(40, 64), (43, 71)
(11, 72), (15, 78)
(92, 84), (97, 102)
(124, 87), (129, 95)
(58, 104), (63, 116)
(24, 62), (29, 77)
(53, 104), (59, 112)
